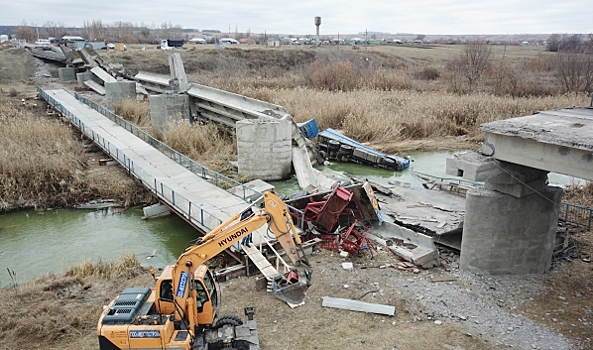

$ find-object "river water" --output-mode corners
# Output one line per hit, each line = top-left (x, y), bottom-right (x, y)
(0, 206), (197, 284)
(0, 150), (585, 283)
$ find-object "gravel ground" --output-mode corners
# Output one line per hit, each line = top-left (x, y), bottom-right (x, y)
(397, 264), (574, 349)
(220, 246), (581, 350)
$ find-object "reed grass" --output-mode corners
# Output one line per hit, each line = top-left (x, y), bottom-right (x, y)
(65, 253), (144, 279)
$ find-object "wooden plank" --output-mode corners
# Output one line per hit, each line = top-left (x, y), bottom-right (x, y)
(322, 297), (395, 316)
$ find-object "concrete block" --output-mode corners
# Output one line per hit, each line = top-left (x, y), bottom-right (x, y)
(149, 94), (189, 134)
(236, 118), (292, 180)
(445, 151), (497, 181)
(142, 203), (170, 219)
(105, 81), (136, 110)
(58, 67), (76, 82)
(76, 70), (92, 87)
(485, 160), (549, 198)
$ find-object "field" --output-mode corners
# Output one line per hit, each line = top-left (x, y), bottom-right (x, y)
(0, 42), (592, 349)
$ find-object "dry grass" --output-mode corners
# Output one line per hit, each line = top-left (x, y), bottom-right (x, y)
(563, 182), (593, 208)
(0, 256), (152, 350)
(114, 98), (152, 129)
(0, 48), (35, 85)
(236, 87), (588, 152)
(163, 120), (238, 173)
(65, 253), (145, 279)
(0, 95), (153, 211)
(0, 96), (85, 209)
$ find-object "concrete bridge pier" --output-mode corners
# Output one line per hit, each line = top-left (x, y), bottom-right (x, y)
(236, 118), (292, 180)
(461, 185), (562, 274)
(148, 94), (189, 134)
(448, 155), (563, 274)
(105, 81), (136, 110)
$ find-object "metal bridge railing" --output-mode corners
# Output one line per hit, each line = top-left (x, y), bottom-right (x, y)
(559, 202), (593, 231)
(73, 92), (260, 201)
(37, 86), (224, 232)
(37, 86), (307, 231)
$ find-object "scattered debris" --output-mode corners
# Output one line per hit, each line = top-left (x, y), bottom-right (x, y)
(73, 199), (122, 209)
(430, 275), (458, 283)
(319, 220), (377, 258)
(342, 262), (353, 270)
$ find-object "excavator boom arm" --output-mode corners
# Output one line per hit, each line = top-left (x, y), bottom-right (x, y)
(171, 192), (310, 320)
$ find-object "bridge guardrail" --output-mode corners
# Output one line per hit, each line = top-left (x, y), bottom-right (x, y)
(38, 86), (306, 231)
(559, 203), (593, 231)
(38, 86), (224, 232)
(73, 92), (260, 201)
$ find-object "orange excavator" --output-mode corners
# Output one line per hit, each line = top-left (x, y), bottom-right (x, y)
(97, 191), (312, 350)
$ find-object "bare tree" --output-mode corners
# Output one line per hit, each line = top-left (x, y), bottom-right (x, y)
(546, 34), (562, 52)
(553, 49), (593, 94)
(445, 41), (492, 93)
(83, 20), (107, 41)
(444, 56), (466, 93)
(15, 22), (36, 43)
(463, 41), (491, 91)
(43, 21), (66, 39)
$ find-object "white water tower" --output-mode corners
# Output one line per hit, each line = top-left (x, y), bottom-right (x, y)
(314, 16), (321, 46)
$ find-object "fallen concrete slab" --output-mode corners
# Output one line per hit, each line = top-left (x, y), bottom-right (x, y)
(322, 296), (395, 316)
(368, 222), (439, 268)
(292, 146), (318, 190)
(84, 80), (106, 95)
(91, 66), (116, 83)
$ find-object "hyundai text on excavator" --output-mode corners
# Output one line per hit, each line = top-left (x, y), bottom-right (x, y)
(97, 191), (312, 350)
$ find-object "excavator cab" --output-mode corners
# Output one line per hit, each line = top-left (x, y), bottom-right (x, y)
(155, 265), (220, 326)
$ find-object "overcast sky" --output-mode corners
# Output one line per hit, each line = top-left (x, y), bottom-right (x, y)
(2, 0), (592, 35)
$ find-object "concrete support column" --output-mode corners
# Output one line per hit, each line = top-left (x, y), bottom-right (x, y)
(168, 53), (189, 93)
(148, 94), (189, 134)
(236, 118), (292, 180)
(105, 81), (136, 110)
(460, 186), (563, 274)
(58, 67), (76, 82)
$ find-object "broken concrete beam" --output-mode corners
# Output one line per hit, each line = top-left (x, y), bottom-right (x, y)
(84, 80), (106, 95)
(292, 146), (318, 190)
(168, 53), (190, 93)
(322, 296), (395, 316)
(368, 221), (438, 268)
(90, 66), (116, 83)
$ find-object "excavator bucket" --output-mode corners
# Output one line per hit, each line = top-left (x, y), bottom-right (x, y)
(268, 268), (312, 305)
